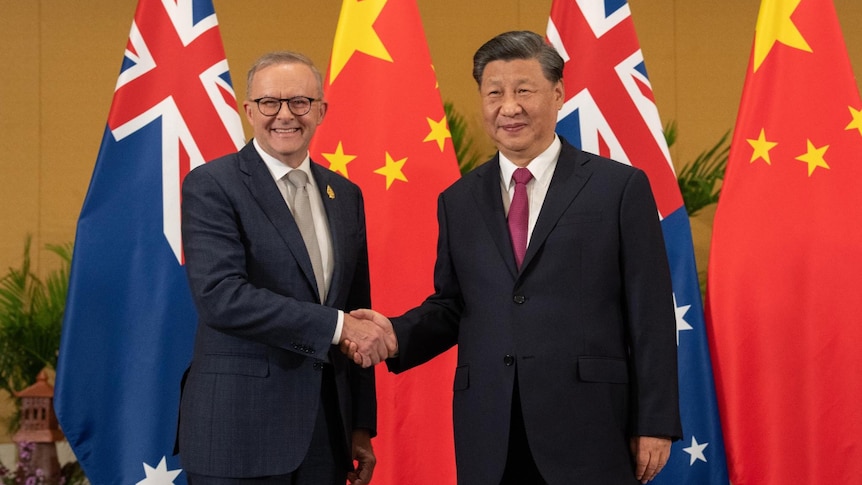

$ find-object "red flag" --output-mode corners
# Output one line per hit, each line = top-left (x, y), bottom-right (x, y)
(310, 0), (460, 483)
(706, 0), (862, 483)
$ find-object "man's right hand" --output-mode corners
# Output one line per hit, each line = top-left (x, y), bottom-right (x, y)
(340, 309), (397, 368)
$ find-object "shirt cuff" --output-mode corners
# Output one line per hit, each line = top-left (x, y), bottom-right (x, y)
(331, 309), (344, 345)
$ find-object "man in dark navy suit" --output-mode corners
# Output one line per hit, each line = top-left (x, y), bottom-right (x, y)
(178, 51), (392, 485)
(350, 31), (682, 485)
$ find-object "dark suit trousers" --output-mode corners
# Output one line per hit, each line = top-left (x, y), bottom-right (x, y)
(500, 375), (547, 485)
(187, 365), (348, 485)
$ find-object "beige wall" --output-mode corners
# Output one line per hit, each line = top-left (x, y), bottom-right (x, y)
(1, 0), (861, 439)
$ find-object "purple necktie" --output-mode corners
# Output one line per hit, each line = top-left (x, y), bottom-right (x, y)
(508, 167), (533, 268)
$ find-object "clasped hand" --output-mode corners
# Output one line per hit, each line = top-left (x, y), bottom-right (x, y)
(339, 309), (398, 368)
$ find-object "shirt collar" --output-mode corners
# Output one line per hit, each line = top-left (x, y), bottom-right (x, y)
(253, 138), (314, 185)
(498, 135), (561, 187)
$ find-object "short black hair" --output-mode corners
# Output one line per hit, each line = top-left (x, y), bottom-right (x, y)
(472, 31), (564, 86)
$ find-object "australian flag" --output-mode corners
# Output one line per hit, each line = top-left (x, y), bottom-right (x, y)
(54, 1), (243, 484)
(548, 1), (730, 483)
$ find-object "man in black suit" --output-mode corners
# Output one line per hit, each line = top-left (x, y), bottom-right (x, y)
(177, 51), (392, 485)
(349, 31), (682, 484)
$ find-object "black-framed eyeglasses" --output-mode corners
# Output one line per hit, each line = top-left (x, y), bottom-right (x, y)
(252, 96), (318, 117)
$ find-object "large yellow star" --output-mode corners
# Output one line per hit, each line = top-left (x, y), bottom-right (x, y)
(423, 116), (452, 152)
(795, 139), (830, 177)
(322, 141), (357, 178)
(329, 0), (392, 84)
(747, 128), (778, 165)
(846, 106), (862, 137)
(753, 0), (812, 72)
(374, 152), (408, 189)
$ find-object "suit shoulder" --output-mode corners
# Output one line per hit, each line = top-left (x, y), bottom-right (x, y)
(187, 151), (242, 179)
(182, 146), (262, 201)
(559, 136), (642, 178)
(441, 157), (494, 196)
(577, 151), (645, 184)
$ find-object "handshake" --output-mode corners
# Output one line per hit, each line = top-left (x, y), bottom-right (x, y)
(339, 309), (398, 368)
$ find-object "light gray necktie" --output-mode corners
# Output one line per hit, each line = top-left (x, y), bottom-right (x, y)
(287, 170), (326, 302)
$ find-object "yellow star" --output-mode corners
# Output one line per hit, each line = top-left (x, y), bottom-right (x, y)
(846, 106), (862, 137)
(795, 139), (830, 177)
(329, 0), (393, 84)
(374, 152), (408, 189)
(322, 141), (357, 178)
(747, 128), (778, 165)
(423, 116), (452, 152)
(753, 0), (812, 72)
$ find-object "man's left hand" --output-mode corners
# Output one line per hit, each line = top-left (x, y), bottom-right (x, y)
(630, 436), (671, 483)
(348, 429), (376, 484)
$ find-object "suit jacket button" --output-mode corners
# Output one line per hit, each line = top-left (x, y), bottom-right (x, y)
(513, 295), (526, 304)
(313, 362), (323, 370)
(503, 354), (515, 366)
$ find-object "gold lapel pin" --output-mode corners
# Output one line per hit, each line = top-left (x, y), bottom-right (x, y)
(326, 185), (335, 199)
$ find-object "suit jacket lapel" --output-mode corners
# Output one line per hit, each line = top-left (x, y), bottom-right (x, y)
(520, 141), (592, 271)
(471, 156), (520, 278)
(238, 143), (320, 300)
(310, 162), (341, 306)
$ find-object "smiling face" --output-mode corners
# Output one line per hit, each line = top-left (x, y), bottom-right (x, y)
(479, 58), (564, 167)
(243, 62), (327, 168)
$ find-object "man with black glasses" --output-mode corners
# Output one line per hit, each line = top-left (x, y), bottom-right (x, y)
(177, 51), (393, 485)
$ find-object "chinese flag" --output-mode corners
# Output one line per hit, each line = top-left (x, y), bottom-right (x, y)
(706, 0), (862, 483)
(309, 0), (460, 483)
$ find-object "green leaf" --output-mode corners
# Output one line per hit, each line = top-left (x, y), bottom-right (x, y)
(674, 130), (731, 217)
(664, 120), (678, 149)
(443, 101), (490, 174)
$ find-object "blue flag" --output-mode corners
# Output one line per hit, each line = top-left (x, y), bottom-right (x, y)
(54, 1), (243, 483)
(548, 1), (730, 483)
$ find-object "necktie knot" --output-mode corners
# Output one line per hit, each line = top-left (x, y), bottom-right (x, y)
(287, 169), (309, 189)
(512, 167), (533, 186)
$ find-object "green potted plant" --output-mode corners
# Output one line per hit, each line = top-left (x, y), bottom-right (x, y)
(0, 237), (88, 484)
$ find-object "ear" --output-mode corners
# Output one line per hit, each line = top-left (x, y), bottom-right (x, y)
(243, 100), (255, 124)
(317, 100), (329, 125)
(553, 80), (565, 109)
